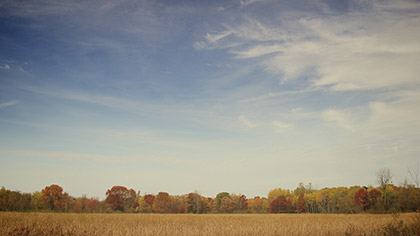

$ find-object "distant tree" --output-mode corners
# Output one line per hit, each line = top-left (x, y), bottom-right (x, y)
(294, 182), (315, 196)
(377, 168), (392, 187)
(105, 186), (137, 212)
(85, 198), (99, 213)
(216, 192), (229, 205)
(316, 188), (334, 213)
(201, 197), (211, 213)
(368, 188), (382, 212)
(268, 188), (292, 203)
(30, 191), (43, 211)
(153, 192), (172, 213)
(0, 188), (32, 212)
(209, 198), (218, 213)
(138, 194), (155, 213)
(41, 184), (65, 211)
(355, 188), (369, 211)
(215, 192), (230, 212)
(187, 192), (202, 214)
(408, 164), (419, 188)
(144, 194), (155, 206)
(297, 193), (307, 213)
(219, 196), (235, 213)
(270, 195), (288, 213)
(232, 194), (248, 212)
(376, 168), (392, 211)
(172, 195), (188, 213)
(73, 197), (84, 213)
(249, 196), (263, 213)
(398, 184), (420, 212)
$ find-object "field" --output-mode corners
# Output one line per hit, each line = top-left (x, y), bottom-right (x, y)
(1, 212), (418, 236)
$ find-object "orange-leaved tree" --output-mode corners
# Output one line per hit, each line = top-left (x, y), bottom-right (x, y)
(41, 184), (64, 211)
(153, 192), (172, 213)
(105, 186), (137, 212)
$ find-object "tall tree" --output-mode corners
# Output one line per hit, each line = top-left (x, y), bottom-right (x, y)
(105, 186), (137, 212)
(355, 188), (369, 211)
(219, 196), (235, 213)
(153, 192), (172, 213)
(377, 168), (392, 187)
(368, 188), (382, 212)
(297, 192), (307, 213)
(216, 192), (230, 212)
(144, 194), (155, 206)
(376, 168), (392, 211)
(249, 196), (263, 213)
(41, 184), (65, 211)
(187, 192), (202, 214)
(408, 164), (419, 188)
(270, 195), (288, 213)
(233, 194), (248, 213)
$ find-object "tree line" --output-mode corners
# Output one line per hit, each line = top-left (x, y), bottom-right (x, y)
(1, 169), (419, 214)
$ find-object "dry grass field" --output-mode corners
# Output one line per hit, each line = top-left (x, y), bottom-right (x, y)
(0, 212), (418, 236)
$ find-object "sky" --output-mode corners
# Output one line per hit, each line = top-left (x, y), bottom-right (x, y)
(1, 0), (420, 199)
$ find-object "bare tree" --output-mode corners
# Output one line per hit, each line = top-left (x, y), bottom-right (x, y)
(408, 164), (419, 188)
(376, 168), (392, 187)
(376, 168), (392, 211)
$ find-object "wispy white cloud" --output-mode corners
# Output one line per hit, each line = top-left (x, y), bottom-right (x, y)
(321, 88), (420, 146)
(232, 44), (282, 59)
(205, 31), (233, 44)
(240, 0), (263, 6)
(197, 1), (420, 91)
(0, 64), (11, 70)
(0, 100), (18, 109)
(240, 87), (319, 103)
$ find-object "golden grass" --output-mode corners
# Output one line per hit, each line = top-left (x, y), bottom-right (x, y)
(0, 212), (418, 236)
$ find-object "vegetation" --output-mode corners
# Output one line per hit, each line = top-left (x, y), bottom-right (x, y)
(1, 168), (419, 214)
(1, 212), (418, 236)
(1, 183), (420, 214)
(382, 214), (420, 236)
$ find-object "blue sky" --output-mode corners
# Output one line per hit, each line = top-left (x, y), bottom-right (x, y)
(1, 0), (420, 199)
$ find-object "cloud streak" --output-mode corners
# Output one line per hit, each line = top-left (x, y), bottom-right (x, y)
(0, 100), (18, 109)
(197, 0), (420, 91)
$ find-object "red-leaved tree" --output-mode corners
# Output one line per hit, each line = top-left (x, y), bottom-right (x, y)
(355, 188), (369, 211)
(368, 189), (382, 209)
(144, 194), (155, 206)
(297, 192), (307, 213)
(270, 195), (288, 213)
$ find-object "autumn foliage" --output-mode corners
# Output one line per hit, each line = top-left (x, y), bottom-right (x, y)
(297, 193), (307, 213)
(355, 188), (370, 211)
(1, 182), (420, 214)
(41, 184), (66, 211)
(105, 186), (137, 212)
(270, 195), (288, 213)
(153, 192), (171, 213)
